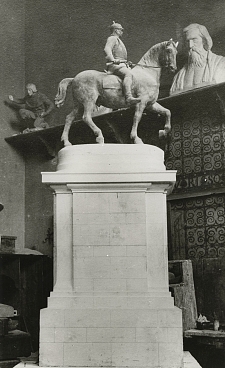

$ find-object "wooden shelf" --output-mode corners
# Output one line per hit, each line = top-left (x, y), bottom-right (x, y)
(5, 82), (225, 159)
(184, 329), (225, 349)
(5, 124), (64, 158)
(185, 329), (225, 338)
(4, 108), (167, 158)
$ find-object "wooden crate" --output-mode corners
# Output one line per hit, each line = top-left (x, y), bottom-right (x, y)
(169, 259), (198, 331)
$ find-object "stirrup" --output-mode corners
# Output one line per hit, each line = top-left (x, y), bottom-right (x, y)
(126, 96), (141, 105)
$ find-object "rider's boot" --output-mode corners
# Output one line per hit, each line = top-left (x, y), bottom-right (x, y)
(123, 76), (141, 105)
(126, 95), (141, 105)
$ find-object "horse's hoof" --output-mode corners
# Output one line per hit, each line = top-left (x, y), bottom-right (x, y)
(134, 137), (144, 144)
(159, 130), (167, 139)
(96, 136), (104, 145)
(64, 141), (72, 147)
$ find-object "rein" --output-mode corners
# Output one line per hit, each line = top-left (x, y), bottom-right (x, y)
(131, 62), (161, 69)
(106, 60), (161, 69)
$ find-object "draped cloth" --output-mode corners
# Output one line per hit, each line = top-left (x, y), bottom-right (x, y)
(170, 51), (225, 95)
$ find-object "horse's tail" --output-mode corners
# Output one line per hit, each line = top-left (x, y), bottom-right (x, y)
(55, 78), (74, 108)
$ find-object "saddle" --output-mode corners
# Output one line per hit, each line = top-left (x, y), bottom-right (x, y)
(102, 73), (123, 90)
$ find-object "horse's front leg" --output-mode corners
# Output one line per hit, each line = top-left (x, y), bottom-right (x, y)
(83, 103), (104, 144)
(149, 102), (171, 138)
(130, 103), (146, 144)
(61, 109), (77, 146)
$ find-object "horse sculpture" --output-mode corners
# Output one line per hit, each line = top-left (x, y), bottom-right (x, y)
(55, 39), (178, 146)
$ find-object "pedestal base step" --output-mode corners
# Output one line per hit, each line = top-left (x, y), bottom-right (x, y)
(14, 351), (202, 368)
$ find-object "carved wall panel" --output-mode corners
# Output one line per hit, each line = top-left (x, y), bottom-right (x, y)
(166, 112), (225, 194)
(169, 194), (225, 259)
(163, 86), (225, 321)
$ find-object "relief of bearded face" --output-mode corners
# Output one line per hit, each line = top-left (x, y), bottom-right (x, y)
(184, 28), (207, 68)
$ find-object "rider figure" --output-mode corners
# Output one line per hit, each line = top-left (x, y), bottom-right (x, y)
(104, 21), (141, 106)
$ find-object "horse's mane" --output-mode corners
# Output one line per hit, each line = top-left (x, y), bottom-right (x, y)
(138, 41), (168, 67)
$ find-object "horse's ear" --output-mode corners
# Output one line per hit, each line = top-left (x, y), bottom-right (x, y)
(167, 38), (173, 46)
(175, 41), (179, 48)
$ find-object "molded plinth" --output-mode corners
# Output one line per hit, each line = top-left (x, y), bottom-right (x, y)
(57, 144), (165, 173)
(42, 144), (176, 185)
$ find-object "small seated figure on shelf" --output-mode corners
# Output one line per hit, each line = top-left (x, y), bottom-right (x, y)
(7, 83), (54, 133)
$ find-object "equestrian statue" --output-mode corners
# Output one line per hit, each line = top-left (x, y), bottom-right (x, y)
(55, 22), (178, 146)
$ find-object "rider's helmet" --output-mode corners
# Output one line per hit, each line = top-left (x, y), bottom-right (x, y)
(110, 21), (124, 31)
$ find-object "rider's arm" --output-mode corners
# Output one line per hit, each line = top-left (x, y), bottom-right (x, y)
(8, 95), (26, 104)
(104, 36), (117, 62)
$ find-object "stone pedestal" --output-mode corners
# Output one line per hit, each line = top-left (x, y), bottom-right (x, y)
(39, 144), (183, 368)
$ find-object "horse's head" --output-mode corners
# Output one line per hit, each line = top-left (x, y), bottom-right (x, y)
(163, 39), (178, 72)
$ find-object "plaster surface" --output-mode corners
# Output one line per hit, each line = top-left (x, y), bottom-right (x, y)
(40, 144), (183, 368)
(15, 351), (201, 368)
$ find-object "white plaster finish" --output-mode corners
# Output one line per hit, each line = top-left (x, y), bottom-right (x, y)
(73, 212), (146, 225)
(74, 245), (94, 258)
(93, 278), (127, 292)
(42, 172), (176, 185)
(99, 256), (146, 278)
(158, 308), (183, 327)
(93, 245), (127, 257)
(158, 342), (183, 368)
(110, 309), (156, 327)
(126, 278), (148, 292)
(47, 296), (174, 310)
(47, 296), (95, 309)
(63, 343), (112, 367)
(40, 328), (55, 343)
(39, 343), (64, 367)
(56, 144), (165, 173)
(73, 278), (94, 292)
(54, 328), (87, 343)
(14, 351), (202, 368)
(40, 144), (182, 368)
(136, 327), (173, 343)
(146, 191), (169, 294)
(126, 245), (146, 257)
(42, 145), (176, 185)
(51, 186), (73, 293)
(92, 297), (174, 309)
(64, 309), (111, 328)
(111, 342), (159, 367)
(86, 327), (136, 343)
(40, 309), (65, 328)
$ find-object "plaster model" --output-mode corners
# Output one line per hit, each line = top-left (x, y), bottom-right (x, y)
(170, 23), (225, 95)
(8, 83), (54, 133)
(55, 35), (178, 146)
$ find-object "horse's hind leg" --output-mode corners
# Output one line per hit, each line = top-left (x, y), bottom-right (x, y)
(149, 102), (171, 138)
(83, 102), (104, 144)
(61, 107), (82, 146)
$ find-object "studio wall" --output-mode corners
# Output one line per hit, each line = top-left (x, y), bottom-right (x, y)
(0, 0), (26, 249)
